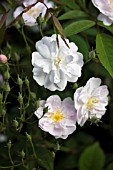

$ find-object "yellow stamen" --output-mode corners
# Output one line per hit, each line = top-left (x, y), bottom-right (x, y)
(50, 110), (64, 123)
(54, 56), (61, 66)
(86, 97), (98, 111)
(26, 8), (39, 17)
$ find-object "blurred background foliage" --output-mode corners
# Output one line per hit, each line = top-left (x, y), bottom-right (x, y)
(0, 0), (113, 169)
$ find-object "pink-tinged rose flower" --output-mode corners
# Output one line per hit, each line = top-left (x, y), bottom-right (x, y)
(0, 54), (7, 63)
(34, 95), (77, 139)
(92, 0), (113, 26)
(74, 77), (109, 126)
(32, 34), (84, 91)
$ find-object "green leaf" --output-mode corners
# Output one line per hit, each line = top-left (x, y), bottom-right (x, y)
(83, 27), (97, 36)
(36, 147), (54, 170)
(60, 0), (80, 9)
(78, 143), (105, 170)
(105, 163), (113, 170)
(58, 10), (88, 20)
(64, 20), (95, 37)
(96, 33), (113, 78)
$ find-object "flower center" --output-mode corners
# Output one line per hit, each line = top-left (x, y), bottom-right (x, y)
(109, 0), (113, 6)
(26, 7), (39, 18)
(86, 97), (98, 111)
(50, 110), (64, 123)
(54, 56), (61, 66)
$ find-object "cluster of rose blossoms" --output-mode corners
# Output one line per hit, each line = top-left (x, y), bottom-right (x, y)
(14, 0), (113, 27)
(32, 34), (109, 139)
(14, 0), (110, 139)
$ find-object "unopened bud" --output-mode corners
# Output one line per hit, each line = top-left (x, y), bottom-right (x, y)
(52, 151), (55, 158)
(13, 119), (19, 129)
(17, 75), (23, 86)
(4, 83), (10, 92)
(89, 50), (96, 59)
(25, 77), (29, 87)
(4, 70), (10, 81)
(2, 109), (6, 116)
(30, 92), (36, 99)
(7, 43), (11, 50)
(20, 150), (25, 158)
(14, 52), (20, 62)
(26, 132), (32, 141)
(0, 54), (7, 63)
(18, 93), (23, 104)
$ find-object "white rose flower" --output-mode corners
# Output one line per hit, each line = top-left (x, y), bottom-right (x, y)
(74, 77), (109, 126)
(92, 0), (113, 26)
(14, 0), (54, 26)
(32, 34), (84, 91)
(34, 95), (77, 139)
